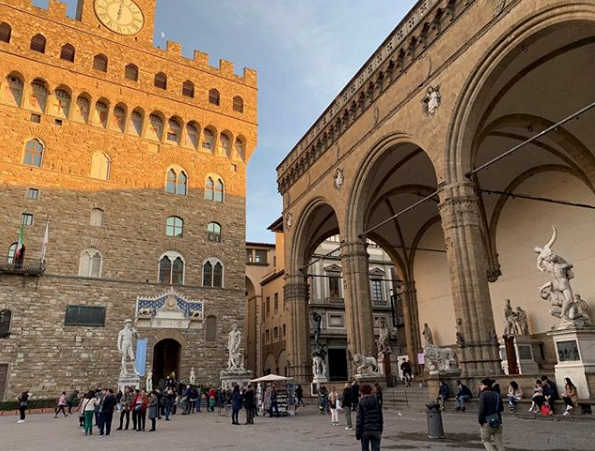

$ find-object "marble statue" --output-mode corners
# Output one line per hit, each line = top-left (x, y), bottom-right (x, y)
(574, 294), (593, 325)
(376, 318), (391, 355)
(312, 312), (322, 345)
(514, 307), (530, 336)
(117, 319), (139, 377)
(189, 367), (196, 386)
(422, 323), (434, 347)
(227, 324), (243, 371)
(146, 371), (153, 392)
(354, 354), (379, 376)
(503, 299), (516, 336)
(312, 355), (327, 379)
(422, 86), (442, 116)
(424, 344), (459, 374)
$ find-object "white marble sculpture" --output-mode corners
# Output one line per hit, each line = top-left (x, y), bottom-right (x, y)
(117, 319), (139, 377)
(422, 323), (434, 347)
(514, 307), (530, 336)
(189, 367), (196, 386)
(503, 299), (516, 336)
(312, 355), (327, 379)
(146, 371), (153, 392)
(227, 324), (244, 372)
(376, 318), (392, 355)
(424, 344), (459, 375)
(354, 354), (379, 376)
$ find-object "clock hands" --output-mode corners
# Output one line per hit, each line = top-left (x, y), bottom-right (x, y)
(117, 0), (124, 21)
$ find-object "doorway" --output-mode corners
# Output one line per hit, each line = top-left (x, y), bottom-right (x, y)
(153, 339), (181, 382)
(328, 348), (348, 381)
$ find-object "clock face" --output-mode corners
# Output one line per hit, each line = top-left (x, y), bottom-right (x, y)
(94, 0), (145, 36)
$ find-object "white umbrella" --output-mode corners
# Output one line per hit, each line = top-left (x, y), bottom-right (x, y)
(250, 374), (292, 383)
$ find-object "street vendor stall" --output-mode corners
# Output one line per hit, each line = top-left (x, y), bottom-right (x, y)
(250, 374), (296, 416)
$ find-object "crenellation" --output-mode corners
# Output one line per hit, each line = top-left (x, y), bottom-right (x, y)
(193, 49), (209, 68)
(47, 0), (68, 19)
(166, 40), (182, 56)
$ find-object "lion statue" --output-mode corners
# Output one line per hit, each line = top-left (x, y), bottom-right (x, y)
(353, 354), (379, 376)
(424, 344), (459, 374)
(137, 307), (155, 317)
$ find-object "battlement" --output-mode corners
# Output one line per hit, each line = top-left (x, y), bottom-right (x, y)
(1, 0), (257, 87)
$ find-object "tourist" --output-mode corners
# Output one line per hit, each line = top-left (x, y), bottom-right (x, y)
(355, 384), (383, 451)
(401, 358), (413, 387)
(133, 389), (148, 431)
(374, 383), (383, 408)
(269, 386), (280, 417)
(17, 390), (30, 424)
(455, 380), (472, 412)
(478, 378), (504, 451)
(296, 384), (305, 407)
(491, 380), (501, 397)
(67, 389), (79, 414)
(82, 391), (99, 436)
(94, 389), (104, 427)
(541, 375), (558, 414)
(74, 395), (86, 427)
(183, 385), (193, 415)
(329, 386), (340, 426)
(148, 391), (159, 431)
(116, 389), (123, 411)
(231, 385), (242, 425)
(506, 381), (523, 412)
(117, 386), (133, 430)
(54, 391), (68, 418)
(351, 381), (360, 410)
(529, 380), (545, 414)
(342, 382), (353, 430)
(244, 384), (256, 425)
(130, 389), (140, 430)
(208, 387), (217, 412)
(437, 380), (450, 410)
(99, 388), (117, 437)
(562, 377), (579, 416)
(319, 384), (329, 414)
(196, 386), (203, 412)
(163, 388), (174, 421)
(190, 387), (199, 413)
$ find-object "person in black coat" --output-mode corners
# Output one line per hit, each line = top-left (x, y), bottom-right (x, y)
(478, 378), (505, 451)
(243, 385), (256, 425)
(351, 381), (360, 410)
(99, 389), (117, 437)
(231, 385), (243, 425)
(356, 384), (383, 451)
(341, 383), (353, 430)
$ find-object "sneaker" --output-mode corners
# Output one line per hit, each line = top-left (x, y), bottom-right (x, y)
(568, 406), (573, 411)
(563, 411), (569, 416)
(17, 420), (25, 423)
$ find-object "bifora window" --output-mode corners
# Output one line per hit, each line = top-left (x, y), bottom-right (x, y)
(23, 138), (44, 167)
(79, 249), (102, 278)
(166, 216), (184, 237)
(166, 169), (188, 195)
(203, 259), (223, 288)
(159, 252), (184, 285)
(207, 222), (221, 242)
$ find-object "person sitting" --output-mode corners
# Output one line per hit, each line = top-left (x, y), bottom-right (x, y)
(562, 377), (579, 416)
(455, 380), (472, 412)
(506, 381), (523, 412)
(529, 380), (545, 413)
(541, 375), (558, 414)
(437, 381), (450, 411)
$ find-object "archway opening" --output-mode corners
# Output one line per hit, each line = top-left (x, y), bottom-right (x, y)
(153, 339), (181, 382)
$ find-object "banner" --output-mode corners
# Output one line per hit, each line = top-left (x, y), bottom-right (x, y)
(135, 339), (147, 377)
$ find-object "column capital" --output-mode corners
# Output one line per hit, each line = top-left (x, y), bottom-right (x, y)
(283, 272), (309, 303)
(438, 179), (482, 230)
(340, 239), (368, 260)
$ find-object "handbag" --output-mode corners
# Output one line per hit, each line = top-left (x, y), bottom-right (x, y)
(486, 412), (502, 428)
(541, 403), (552, 416)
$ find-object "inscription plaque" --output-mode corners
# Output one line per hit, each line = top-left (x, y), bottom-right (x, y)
(65, 305), (106, 327)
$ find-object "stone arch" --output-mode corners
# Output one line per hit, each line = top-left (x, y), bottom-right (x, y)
(151, 329), (188, 347)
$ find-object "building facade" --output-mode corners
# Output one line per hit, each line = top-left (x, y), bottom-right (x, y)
(277, 0), (595, 394)
(0, 0), (257, 401)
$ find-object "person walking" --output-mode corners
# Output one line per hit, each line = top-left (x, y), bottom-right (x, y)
(17, 391), (30, 424)
(67, 390), (79, 415)
(148, 391), (159, 431)
(55, 392), (68, 418)
(296, 384), (305, 407)
(437, 381), (450, 410)
(400, 358), (413, 387)
(342, 382), (353, 431)
(478, 378), (505, 451)
(99, 388), (117, 437)
(355, 384), (383, 451)
(244, 384), (256, 425)
(329, 386), (340, 426)
(455, 380), (473, 412)
(231, 385), (242, 425)
(117, 387), (133, 430)
(562, 378), (579, 416)
(506, 381), (523, 413)
(82, 391), (99, 436)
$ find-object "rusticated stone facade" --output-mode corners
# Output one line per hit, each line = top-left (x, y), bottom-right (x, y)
(0, 0), (257, 401)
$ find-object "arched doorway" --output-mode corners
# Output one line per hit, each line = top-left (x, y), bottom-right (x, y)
(153, 339), (181, 381)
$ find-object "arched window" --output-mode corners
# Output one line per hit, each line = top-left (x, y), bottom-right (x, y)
(53, 89), (71, 118)
(206, 315), (217, 342)
(166, 118), (181, 144)
(208, 89), (220, 106)
(154, 72), (167, 90)
(182, 80), (195, 98)
(166, 216), (184, 237)
(205, 177), (214, 201)
(186, 123), (199, 149)
(149, 113), (163, 141)
(90, 208), (103, 227)
(60, 44), (75, 62)
(207, 222), (221, 242)
(93, 54), (108, 72)
(219, 133), (231, 157)
(233, 96), (244, 113)
(165, 168), (188, 196)
(234, 139), (245, 160)
(7, 243), (17, 264)
(215, 178), (224, 202)
(23, 138), (44, 167)
(202, 128), (215, 150)
(125, 64), (139, 81)
(30, 34), (46, 53)
(112, 105), (126, 132)
(130, 109), (143, 136)
(95, 101), (109, 128)
(79, 249), (102, 278)
(74, 96), (90, 123)
(3, 75), (24, 107)
(0, 23), (11, 43)
(203, 258), (224, 287)
(90, 152), (111, 181)
(29, 79), (48, 113)
(159, 252), (184, 285)
(0, 309), (11, 338)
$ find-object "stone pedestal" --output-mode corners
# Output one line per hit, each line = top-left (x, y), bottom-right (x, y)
(354, 373), (382, 385)
(500, 336), (541, 375)
(548, 327), (595, 399)
(118, 374), (140, 393)
(310, 376), (328, 396)
(220, 369), (253, 390)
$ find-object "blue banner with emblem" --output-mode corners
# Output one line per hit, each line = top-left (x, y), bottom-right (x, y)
(135, 339), (147, 377)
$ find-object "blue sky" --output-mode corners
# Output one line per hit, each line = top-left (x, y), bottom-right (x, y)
(34, 0), (418, 243)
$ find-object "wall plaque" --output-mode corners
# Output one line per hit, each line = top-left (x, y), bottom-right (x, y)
(65, 305), (106, 327)
(556, 340), (580, 362)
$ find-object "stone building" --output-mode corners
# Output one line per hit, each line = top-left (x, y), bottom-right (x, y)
(277, 0), (595, 394)
(0, 0), (257, 401)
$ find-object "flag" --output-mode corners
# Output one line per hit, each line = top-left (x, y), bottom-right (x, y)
(15, 222), (25, 260)
(41, 220), (49, 263)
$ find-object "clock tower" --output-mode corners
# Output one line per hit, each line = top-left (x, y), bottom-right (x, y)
(76, 0), (156, 44)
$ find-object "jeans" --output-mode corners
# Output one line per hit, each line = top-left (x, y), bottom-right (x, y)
(361, 431), (382, 451)
(404, 373), (412, 387)
(246, 408), (254, 424)
(132, 410), (138, 430)
(119, 410), (130, 429)
(480, 425), (505, 451)
(196, 399), (201, 412)
(269, 401), (279, 417)
(137, 411), (146, 431)
(232, 408), (239, 424)
(507, 395), (519, 411)
(150, 418), (156, 431)
(344, 407), (352, 428)
(55, 405), (67, 417)
(164, 404), (171, 420)
(19, 406), (26, 420)
(100, 412), (113, 436)
(456, 395), (470, 409)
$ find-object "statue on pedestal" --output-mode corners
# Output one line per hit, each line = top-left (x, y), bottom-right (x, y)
(226, 324), (243, 372)
(503, 300), (516, 336)
(312, 312), (322, 345)
(146, 371), (153, 392)
(514, 307), (530, 336)
(189, 367), (196, 386)
(354, 354), (379, 376)
(376, 318), (391, 355)
(117, 319), (139, 377)
(422, 323), (434, 347)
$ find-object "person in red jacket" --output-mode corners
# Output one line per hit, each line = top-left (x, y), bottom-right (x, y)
(131, 390), (148, 431)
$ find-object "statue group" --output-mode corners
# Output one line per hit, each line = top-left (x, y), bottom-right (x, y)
(311, 312), (328, 381)
(503, 300), (530, 337)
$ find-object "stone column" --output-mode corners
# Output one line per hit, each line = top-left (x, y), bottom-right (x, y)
(284, 272), (312, 385)
(438, 180), (502, 377)
(400, 281), (423, 364)
(341, 240), (376, 358)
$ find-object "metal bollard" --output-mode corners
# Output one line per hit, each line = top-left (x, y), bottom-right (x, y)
(426, 402), (445, 439)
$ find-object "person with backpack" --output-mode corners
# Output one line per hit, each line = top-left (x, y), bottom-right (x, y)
(478, 378), (505, 451)
(355, 384), (383, 451)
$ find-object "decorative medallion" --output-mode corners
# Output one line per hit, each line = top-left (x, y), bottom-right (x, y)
(421, 85), (442, 116)
(334, 168), (344, 190)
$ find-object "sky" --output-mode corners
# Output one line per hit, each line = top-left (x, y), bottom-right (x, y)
(34, 0), (418, 243)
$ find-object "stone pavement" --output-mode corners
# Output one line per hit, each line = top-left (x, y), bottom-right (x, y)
(1, 406), (594, 451)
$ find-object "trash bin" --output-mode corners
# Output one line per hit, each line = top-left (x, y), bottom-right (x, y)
(426, 402), (445, 439)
